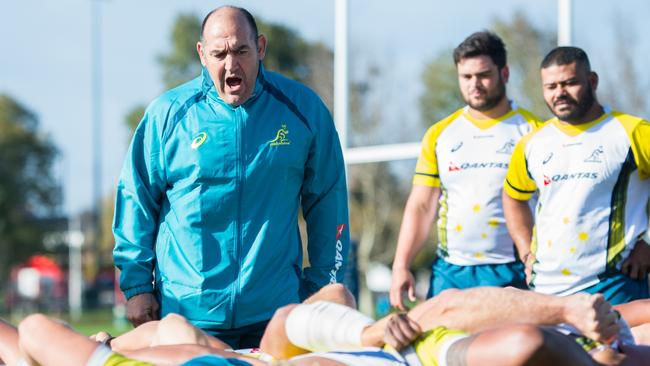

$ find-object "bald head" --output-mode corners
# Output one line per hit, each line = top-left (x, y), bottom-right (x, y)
(201, 6), (259, 45)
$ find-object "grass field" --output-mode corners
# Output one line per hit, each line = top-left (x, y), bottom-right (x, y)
(1, 308), (131, 337)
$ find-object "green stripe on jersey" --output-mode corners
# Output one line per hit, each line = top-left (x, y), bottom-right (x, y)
(438, 188), (449, 258)
(606, 150), (637, 270)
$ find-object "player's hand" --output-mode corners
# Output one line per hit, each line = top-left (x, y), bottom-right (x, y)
(621, 239), (650, 280)
(384, 313), (422, 351)
(390, 268), (416, 311)
(89, 331), (112, 343)
(563, 292), (619, 343)
(126, 293), (160, 327)
(522, 252), (536, 285)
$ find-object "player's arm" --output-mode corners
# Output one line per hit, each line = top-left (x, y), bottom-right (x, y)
(300, 102), (349, 298)
(113, 107), (166, 325)
(503, 139), (537, 265)
(503, 194), (534, 262)
(408, 287), (619, 343)
(390, 185), (441, 310)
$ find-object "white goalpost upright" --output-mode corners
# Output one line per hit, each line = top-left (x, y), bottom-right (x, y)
(558, 0), (573, 46)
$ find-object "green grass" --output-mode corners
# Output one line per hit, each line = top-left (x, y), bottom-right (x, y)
(1, 308), (132, 337)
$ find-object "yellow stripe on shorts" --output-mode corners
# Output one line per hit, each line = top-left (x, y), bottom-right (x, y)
(413, 326), (469, 366)
(103, 352), (155, 366)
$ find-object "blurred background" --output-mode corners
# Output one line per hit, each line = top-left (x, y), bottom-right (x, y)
(2, 0), (649, 334)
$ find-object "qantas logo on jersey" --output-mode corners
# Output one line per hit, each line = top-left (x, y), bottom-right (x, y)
(543, 172), (599, 185)
(496, 139), (516, 154)
(329, 224), (346, 284)
(584, 145), (604, 163)
(448, 161), (508, 171)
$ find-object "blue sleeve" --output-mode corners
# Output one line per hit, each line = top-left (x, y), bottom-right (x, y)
(112, 107), (166, 299)
(300, 102), (350, 297)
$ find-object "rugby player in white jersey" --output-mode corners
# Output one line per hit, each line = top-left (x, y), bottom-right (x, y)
(503, 46), (650, 305)
(391, 31), (543, 309)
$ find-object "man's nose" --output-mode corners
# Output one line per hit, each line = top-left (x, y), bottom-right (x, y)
(224, 53), (238, 71)
(555, 85), (568, 98)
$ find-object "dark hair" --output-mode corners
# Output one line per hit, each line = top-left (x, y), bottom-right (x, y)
(200, 6), (259, 44)
(453, 31), (507, 69)
(540, 46), (591, 72)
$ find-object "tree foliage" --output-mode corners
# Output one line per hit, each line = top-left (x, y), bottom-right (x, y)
(599, 13), (648, 118)
(492, 11), (555, 119)
(159, 13), (203, 90)
(0, 95), (60, 281)
(419, 50), (464, 128)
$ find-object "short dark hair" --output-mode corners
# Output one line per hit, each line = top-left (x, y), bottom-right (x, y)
(453, 31), (507, 70)
(200, 6), (259, 44)
(540, 46), (591, 72)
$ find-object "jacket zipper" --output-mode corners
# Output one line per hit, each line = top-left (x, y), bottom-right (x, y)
(230, 107), (245, 328)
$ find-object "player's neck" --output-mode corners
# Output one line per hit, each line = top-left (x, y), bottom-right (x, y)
(558, 103), (605, 126)
(467, 97), (511, 120)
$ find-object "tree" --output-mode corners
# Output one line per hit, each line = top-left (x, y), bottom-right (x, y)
(0, 94), (60, 282)
(159, 14), (203, 90)
(599, 12), (648, 118)
(492, 11), (555, 119)
(419, 50), (464, 128)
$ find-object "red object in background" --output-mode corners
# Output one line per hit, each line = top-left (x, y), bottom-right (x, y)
(6, 254), (67, 311)
(26, 255), (64, 281)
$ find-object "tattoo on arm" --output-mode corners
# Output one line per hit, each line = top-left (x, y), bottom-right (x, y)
(446, 335), (477, 366)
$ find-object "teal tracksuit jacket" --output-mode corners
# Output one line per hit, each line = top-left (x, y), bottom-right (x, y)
(113, 65), (349, 329)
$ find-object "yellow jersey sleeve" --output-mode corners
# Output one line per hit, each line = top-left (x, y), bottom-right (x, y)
(613, 112), (650, 179)
(504, 135), (537, 200)
(413, 109), (462, 187)
(413, 124), (442, 187)
(631, 120), (650, 179)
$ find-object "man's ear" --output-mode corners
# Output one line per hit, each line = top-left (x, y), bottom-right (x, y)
(501, 65), (510, 84)
(257, 34), (267, 60)
(197, 41), (207, 67)
(589, 71), (598, 91)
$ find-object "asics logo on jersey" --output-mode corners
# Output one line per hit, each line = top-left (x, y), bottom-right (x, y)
(191, 132), (208, 149)
(496, 139), (516, 154)
(542, 152), (553, 165)
(269, 124), (291, 147)
(584, 145), (604, 163)
(451, 142), (463, 152)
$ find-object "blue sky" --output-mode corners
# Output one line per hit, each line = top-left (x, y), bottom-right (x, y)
(2, 0), (648, 215)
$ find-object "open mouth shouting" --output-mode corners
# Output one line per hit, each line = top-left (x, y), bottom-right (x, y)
(226, 76), (244, 93)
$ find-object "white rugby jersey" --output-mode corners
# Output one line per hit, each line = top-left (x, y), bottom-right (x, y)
(505, 111), (650, 295)
(414, 104), (542, 265)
